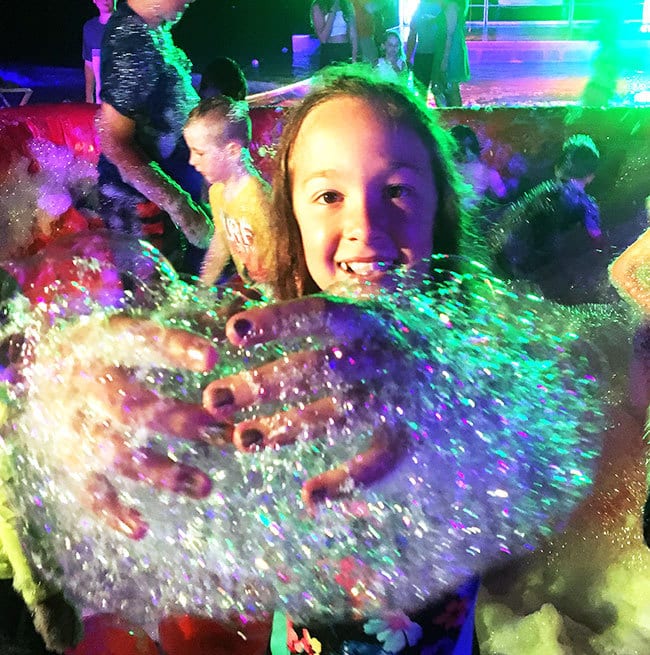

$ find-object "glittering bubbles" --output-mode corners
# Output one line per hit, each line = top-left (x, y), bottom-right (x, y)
(0, 242), (604, 631)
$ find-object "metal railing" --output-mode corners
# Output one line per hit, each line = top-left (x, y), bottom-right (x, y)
(462, 0), (649, 35)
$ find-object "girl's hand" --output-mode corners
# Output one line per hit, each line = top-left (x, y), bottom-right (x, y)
(203, 295), (409, 513)
(10, 315), (224, 540)
(1, 229), (264, 542)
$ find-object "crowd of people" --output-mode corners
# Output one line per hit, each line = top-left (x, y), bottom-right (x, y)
(83, 0), (471, 108)
(0, 1), (648, 655)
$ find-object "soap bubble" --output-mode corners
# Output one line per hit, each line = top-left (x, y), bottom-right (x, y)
(0, 235), (604, 633)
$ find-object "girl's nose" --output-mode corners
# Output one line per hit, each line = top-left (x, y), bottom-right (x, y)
(342, 194), (385, 241)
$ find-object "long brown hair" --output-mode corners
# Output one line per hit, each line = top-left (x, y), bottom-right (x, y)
(271, 66), (472, 300)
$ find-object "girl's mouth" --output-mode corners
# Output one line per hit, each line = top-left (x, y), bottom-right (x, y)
(337, 260), (398, 276)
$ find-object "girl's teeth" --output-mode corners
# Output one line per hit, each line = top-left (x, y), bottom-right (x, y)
(342, 261), (391, 275)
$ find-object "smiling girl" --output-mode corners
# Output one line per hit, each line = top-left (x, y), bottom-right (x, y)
(202, 68), (480, 654)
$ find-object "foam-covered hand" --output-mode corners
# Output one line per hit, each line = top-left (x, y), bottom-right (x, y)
(8, 315), (221, 540)
(203, 295), (409, 513)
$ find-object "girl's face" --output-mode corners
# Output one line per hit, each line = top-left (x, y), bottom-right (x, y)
(384, 35), (401, 61)
(289, 96), (437, 291)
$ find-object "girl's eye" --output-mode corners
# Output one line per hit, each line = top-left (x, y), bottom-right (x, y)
(386, 185), (410, 199)
(317, 191), (342, 204)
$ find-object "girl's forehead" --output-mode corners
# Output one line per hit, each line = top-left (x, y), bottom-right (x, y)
(289, 94), (431, 173)
(293, 94), (420, 145)
(300, 95), (378, 128)
(293, 96), (380, 146)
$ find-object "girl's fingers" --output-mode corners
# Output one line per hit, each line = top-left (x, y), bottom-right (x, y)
(203, 348), (351, 419)
(80, 427), (214, 541)
(231, 396), (345, 452)
(106, 316), (218, 372)
(113, 447), (213, 499)
(85, 473), (149, 540)
(225, 296), (369, 346)
(301, 425), (408, 514)
(92, 367), (228, 443)
(301, 467), (351, 515)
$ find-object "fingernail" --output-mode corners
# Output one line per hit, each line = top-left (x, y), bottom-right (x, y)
(210, 387), (234, 408)
(307, 486), (329, 504)
(240, 428), (264, 450)
(233, 318), (252, 339)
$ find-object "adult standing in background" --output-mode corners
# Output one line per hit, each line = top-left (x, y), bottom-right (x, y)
(406, 0), (446, 105)
(406, 0), (469, 107)
(440, 0), (469, 106)
(351, 0), (378, 63)
(311, 0), (358, 67)
(82, 0), (115, 103)
(96, 0), (213, 275)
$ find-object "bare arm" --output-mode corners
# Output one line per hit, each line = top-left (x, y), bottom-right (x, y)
(488, 167), (507, 200)
(84, 61), (95, 104)
(96, 103), (213, 248)
(405, 22), (417, 62)
(312, 3), (336, 43)
(349, 16), (358, 61)
(442, 2), (459, 69)
(200, 218), (230, 286)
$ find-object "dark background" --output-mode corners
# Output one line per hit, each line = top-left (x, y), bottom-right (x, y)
(0, 0), (315, 73)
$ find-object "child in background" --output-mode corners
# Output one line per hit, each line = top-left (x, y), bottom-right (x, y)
(491, 133), (605, 304)
(183, 96), (279, 291)
(198, 56), (248, 101)
(405, 0), (446, 105)
(311, 0), (359, 67)
(375, 30), (408, 82)
(195, 56), (248, 282)
(450, 124), (507, 205)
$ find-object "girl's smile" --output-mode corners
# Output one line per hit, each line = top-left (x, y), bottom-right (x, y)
(289, 95), (438, 290)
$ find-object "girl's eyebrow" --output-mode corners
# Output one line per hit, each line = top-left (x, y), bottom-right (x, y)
(388, 161), (429, 173)
(300, 169), (339, 184)
(301, 162), (427, 184)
